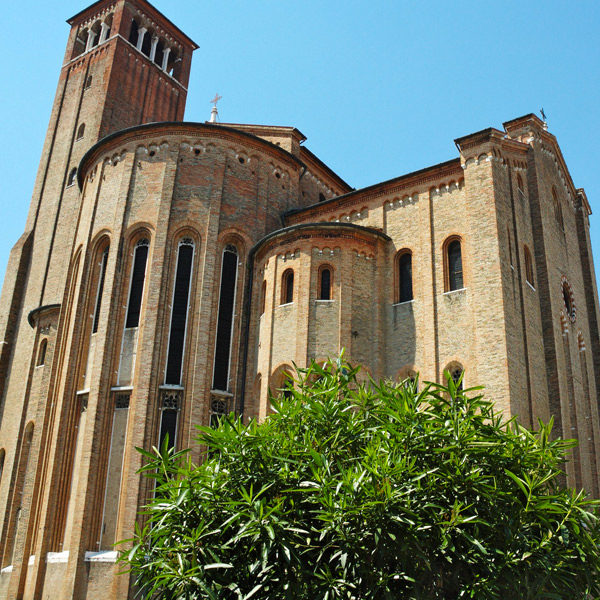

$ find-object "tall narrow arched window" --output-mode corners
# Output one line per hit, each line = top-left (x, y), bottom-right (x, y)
(37, 339), (48, 366)
(165, 238), (194, 385)
(446, 363), (464, 391)
(212, 245), (239, 392)
(524, 245), (535, 286)
(281, 269), (294, 304)
(318, 266), (332, 300)
(260, 280), (267, 316)
(76, 123), (85, 140)
(125, 238), (149, 328)
(0, 448), (5, 486)
(67, 168), (77, 187)
(397, 250), (413, 302)
(92, 246), (109, 334)
(517, 174), (525, 199)
(445, 237), (463, 292)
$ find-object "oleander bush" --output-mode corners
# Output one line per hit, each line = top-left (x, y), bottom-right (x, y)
(121, 357), (600, 599)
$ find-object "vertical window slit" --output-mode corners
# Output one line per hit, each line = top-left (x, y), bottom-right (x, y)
(165, 239), (194, 385)
(125, 239), (149, 328)
(319, 267), (331, 300)
(92, 247), (109, 334)
(212, 245), (239, 391)
(447, 239), (463, 291)
(398, 252), (413, 302)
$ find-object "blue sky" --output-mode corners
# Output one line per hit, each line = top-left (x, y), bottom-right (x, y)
(1, 1), (599, 288)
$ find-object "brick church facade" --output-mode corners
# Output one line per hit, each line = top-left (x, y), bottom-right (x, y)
(1, 0), (599, 597)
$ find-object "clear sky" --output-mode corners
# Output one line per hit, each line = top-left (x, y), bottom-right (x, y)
(0, 1), (599, 288)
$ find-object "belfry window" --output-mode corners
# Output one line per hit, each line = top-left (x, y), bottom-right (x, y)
(128, 19), (139, 45)
(319, 266), (332, 300)
(165, 239), (194, 385)
(397, 250), (413, 302)
(445, 238), (463, 292)
(92, 246), (109, 334)
(125, 238), (149, 328)
(212, 245), (239, 392)
(281, 269), (294, 304)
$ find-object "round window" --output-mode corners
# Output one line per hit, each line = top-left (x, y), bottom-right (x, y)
(561, 277), (576, 323)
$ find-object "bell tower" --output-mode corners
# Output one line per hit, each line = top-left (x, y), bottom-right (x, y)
(0, 2), (197, 598)
(0, 0), (198, 396)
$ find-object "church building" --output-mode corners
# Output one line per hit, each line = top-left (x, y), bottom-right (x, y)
(1, 0), (599, 597)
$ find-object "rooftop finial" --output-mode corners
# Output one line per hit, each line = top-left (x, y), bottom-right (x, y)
(540, 107), (548, 130)
(209, 93), (222, 123)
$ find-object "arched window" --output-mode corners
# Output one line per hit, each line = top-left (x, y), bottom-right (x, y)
(445, 237), (463, 292)
(271, 366), (294, 401)
(37, 339), (48, 366)
(125, 238), (150, 328)
(552, 188), (564, 230)
(67, 167), (77, 187)
(281, 269), (294, 304)
(212, 244), (239, 392)
(84, 75), (92, 89)
(92, 245), (109, 334)
(517, 174), (525, 199)
(319, 193), (326, 203)
(165, 238), (194, 385)
(76, 123), (85, 140)
(446, 363), (464, 391)
(318, 266), (332, 300)
(396, 250), (413, 302)
(524, 245), (535, 286)
(398, 366), (418, 391)
(260, 280), (267, 316)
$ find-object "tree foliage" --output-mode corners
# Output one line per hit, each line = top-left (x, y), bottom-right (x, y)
(122, 358), (600, 599)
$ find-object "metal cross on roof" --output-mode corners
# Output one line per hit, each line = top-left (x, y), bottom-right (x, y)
(210, 93), (222, 107)
(540, 107), (547, 122)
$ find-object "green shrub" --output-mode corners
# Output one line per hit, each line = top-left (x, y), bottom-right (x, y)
(121, 358), (600, 599)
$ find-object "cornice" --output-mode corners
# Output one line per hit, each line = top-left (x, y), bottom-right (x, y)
(78, 122), (306, 188)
